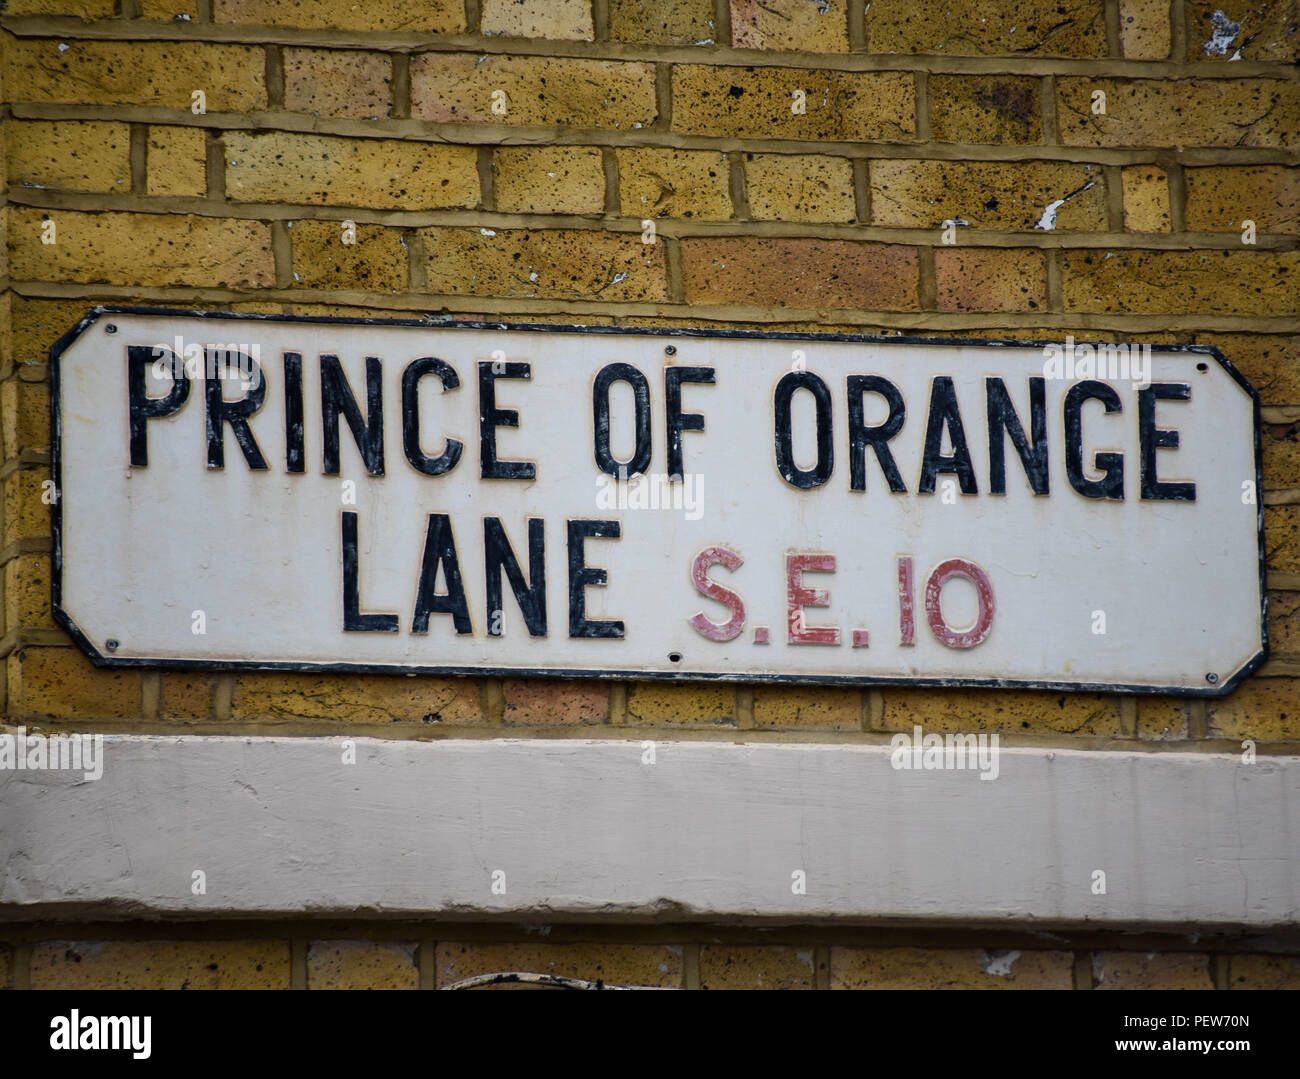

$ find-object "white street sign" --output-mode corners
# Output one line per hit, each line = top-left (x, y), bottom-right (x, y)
(52, 309), (1266, 694)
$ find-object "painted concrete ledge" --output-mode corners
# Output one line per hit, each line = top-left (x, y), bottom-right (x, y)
(1, 735), (1297, 928)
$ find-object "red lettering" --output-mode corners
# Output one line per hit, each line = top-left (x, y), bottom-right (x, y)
(786, 552), (840, 645)
(688, 545), (746, 641)
(925, 558), (994, 648)
(898, 555), (915, 646)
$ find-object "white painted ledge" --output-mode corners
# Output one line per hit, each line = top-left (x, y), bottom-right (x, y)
(1, 735), (1297, 928)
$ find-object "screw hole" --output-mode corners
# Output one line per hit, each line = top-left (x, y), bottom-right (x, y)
(665, 345), (677, 356)
(1206, 672), (1219, 684)
(1196, 362), (1208, 372)
(105, 324), (117, 334)
(105, 639), (119, 652)
(668, 652), (682, 663)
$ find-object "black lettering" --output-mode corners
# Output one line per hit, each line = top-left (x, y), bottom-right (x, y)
(986, 376), (1049, 495)
(321, 354), (385, 476)
(284, 351), (304, 474)
(918, 376), (976, 495)
(341, 511), (398, 632)
(774, 371), (834, 489)
(127, 345), (189, 467)
(665, 366), (714, 480)
(567, 519), (624, 639)
(847, 374), (906, 493)
(1064, 380), (1124, 500)
(1139, 382), (1196, 501)
(205, 348), (268, 471)
(484, 517), (546, 637)
(479, 360), (535, 480)
(403, 356), (463, 476)
(593, 363), (652, 477)
(412, 513), (473, 635)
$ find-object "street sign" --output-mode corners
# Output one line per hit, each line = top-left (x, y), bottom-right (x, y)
(51, 309), (1266, 694)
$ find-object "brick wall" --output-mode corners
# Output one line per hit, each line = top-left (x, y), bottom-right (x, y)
(1, 0), (1297, 988)
(3, 924), (1300, 989)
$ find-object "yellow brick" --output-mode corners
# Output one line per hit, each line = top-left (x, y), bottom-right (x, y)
(9, 297), (98, 368)
(3, 0), (114, 14)
(935, 248), (1047, 312)
(482, 0), (593, 40)
(284, 48), (392, 119)
(272, 302), (411, 319)
(1122, 166), (1171, 232)
(1186, 0), (1298, 61)
(30, 941), (290, 989)
(617, 148), (732, 220)
(289, 219), (406, 292)
(421, 228), (668, 301)
(5, 120), (130, 194)
(435, 942), (682, 988)
(884, 688), (1121, 736)
(5, 555), (54, 631)
(503, 678), (608, 724)
(832, 947), (1074, 989)
(700, 945), (817, 989)
(939, 326), (1179, 345)
(753, 686), (861, 730)
(1265, 421), (1300, 489)
(1092, 951), (1213, 989)
(160, 672), (216, 720)
(1267, 505), (1300, 572)
(142, 0), (200, 18)
(744, 153), (856, 223)
(682, 237), (917, 309)
(1119, 0), (1171, 59)
(1206, 678), (1297, 741)
(147, 126), (207, 198)
(493, 147), (605, 215)
(411, 54), (657, 129)
(1138, 696), (1190, 740)
(9, 209), (274, 289)
(673, 66), (914, 141)
(231, 670), (482, 724)
(5, 40), (266, 110)
(226, 132), (479, 210)
(216, 0), (464, 31)
(1194, 334), (1300, 404)
(0, 295), (9, 376)
(1185, 166), (1299, 235)
(871, 159), (1105, 230)
(1228, 953), (1300, 988)
(1057, 78), (1300, 148)
(1268, 590), (1300, 656)
(307, 941), (418, 989)
(1064, 250), (1300, 316)
(2, 378), (51, 458)
(8, 647), (140, 721)
(929, 75), (1043, 144)
(3, 468), (51, 545)
(731, 0), (849, 52)
(626, 681), (734, 725)
(869, 0), (1105, 56)
(610, 0), (714, 44)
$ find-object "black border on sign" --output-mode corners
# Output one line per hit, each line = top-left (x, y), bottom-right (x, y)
(48, 305), (1268, 697)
